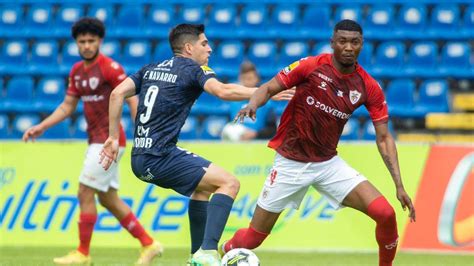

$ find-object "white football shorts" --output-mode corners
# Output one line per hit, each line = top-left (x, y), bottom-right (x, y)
(257, 153), (367, 212)
(78, 143), (125, 192)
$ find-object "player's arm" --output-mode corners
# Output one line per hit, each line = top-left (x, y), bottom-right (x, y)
(235, 78), (286, 123)
(374, 123), (416, 222)
(22, 95), (79, 142)
(203, 78), (257, 101)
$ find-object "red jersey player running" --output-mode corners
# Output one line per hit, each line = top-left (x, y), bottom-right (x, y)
(22, 18), (162, 265)
(221, 19), (416, 266)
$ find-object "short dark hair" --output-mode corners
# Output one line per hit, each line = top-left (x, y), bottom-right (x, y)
(334, 19), (363, 35)
(169, 24), (205, 54)
(71, 17), (105, 39)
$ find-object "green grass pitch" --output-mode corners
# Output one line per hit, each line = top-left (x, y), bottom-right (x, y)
(0, 246), (473, 265)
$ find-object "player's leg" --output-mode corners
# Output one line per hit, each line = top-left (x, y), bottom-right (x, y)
(188, 190), (211, 255)
(342, 181), (398, 266)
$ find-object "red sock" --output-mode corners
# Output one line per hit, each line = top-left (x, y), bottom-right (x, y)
(224, 226), (269, 252)
(77, 213), (97, 256)
(367, 196), (399, 266)
(120, 212), (153, 247)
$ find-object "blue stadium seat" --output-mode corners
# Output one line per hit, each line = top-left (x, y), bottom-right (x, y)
(405, 41), (438, 78)
(269, 100), (289, 117)
(206, 5), (238, 39)
(364, 5), (395, 39)
(0, 4), (23, 38)
(178, 4), (204, 25)
(153, 42), (174, 63)
(120, 116), (134, 139)
(42, 120), (71, 139)
(415, 80), (450, 115)
(60, 40), (81, 74)
(11, 114), (41, 138)
(247, 41), (278, 77)
(54, 4), (83, 37)
(34, 76), (65, 113)
(395, 4), (427, 39)
(340, 119), (360, 141)
(0, 40), (28, 74)
(122, 40), (151, 73)
(300, 5), (331, 40)
(334, 5), (362, 24)
(29, 41), (60, 75)
(278, 41), (309, 70)
(212, 41), (244, 77)
(145, 5), (174, 39)
(461, 5), (474, 38)
(191, 92), (230, 116)
(23, 4), (53, 37)
(179, 116), (199, 140)
(313, 42), (332, 55)
(71, 115), (87, 139)
(87, 4), (114, 28)
(268, 4), (299, 39)
(238, 4), (268, 39)
(372, 41), (405, 77)
(201, 116), (228, 140)
(111, 5), (145, 38)
(0, 114), (10, 138)
(357, 41), (374, 72)
(438, 42), (472, 78)
(385, 79), (420, 118)
(428, 5), (460, 39)
(101, 40), (121, 61)
(1, 76), (35, 113)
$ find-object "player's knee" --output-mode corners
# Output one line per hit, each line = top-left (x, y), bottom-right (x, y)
(225, 176), (240, 197)
(372, 199), (396, 225)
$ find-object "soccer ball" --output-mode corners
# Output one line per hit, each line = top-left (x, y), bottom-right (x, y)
(221, 248), (260, 266)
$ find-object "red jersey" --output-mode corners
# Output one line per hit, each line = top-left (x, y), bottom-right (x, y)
(269, 54), (388, 162)
(67, 53), (127, 146)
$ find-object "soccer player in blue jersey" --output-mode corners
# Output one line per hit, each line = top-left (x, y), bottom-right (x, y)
(99, 24), (291, 266)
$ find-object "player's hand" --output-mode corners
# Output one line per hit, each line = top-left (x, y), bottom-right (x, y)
(271, 87), (295, 101)
(234, 103), (257, 123)
(100, 137), (119, 171)
(22, 125), (45, 142)
(396, 187), (416, 223)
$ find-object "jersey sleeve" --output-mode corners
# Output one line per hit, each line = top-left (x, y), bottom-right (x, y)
(194, 65), (217, 88)
(103, 60), (127, 89)
(66, 64), (81, 98)
(275, 57), (315, 89)
(365, 79), (389, 125)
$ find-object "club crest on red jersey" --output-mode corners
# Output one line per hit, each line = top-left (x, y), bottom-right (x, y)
(349, 90), (361, 104)
(89, 77), (99, 90)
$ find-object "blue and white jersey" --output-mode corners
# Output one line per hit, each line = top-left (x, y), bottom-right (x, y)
(129, 56), (216, 156)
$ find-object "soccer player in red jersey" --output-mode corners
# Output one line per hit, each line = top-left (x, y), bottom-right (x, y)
(22, 18), (162, 265)
(221, 20), (416, 266)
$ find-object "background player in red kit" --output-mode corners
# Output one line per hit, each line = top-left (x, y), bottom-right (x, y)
(22, 18), (162, 265)
(221, 19), (416, 266)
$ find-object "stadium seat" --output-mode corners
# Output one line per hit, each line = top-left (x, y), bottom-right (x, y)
(0, 4), (23, 38)
(340, 119), (360, 141)
(361, 120), (395, 140)
(334, 5), (362, 24)
(201, 116), (228, 140)
(34, 76), (65, 113)
(0, 40), (28, 74)
(385, 79), (420, 118)
(206, 5), (238, 39)
(212, 41), (244, 77)
(247, 41), (278, 77)
(145, 5), (174, 39)
(461, 5), (474, 38)
(87, 4), (114, 28)
(357, 41), (374, 72)
(153, 42), (174, 63)
(29, 41), (60, 75)
(179, 116), (199, 140)
(54, 4), (83, 37)
(120, 116), (135, 139)
(1, 76), (35, 113)
(101, 39), (121, 61)
(60, 40), (81, 74)
(238, 4), (268, 39)
(111, 4), (145, 38)
(415, 80), (450, 115)
(41, 120), (72, 139)
(23, 4), (53, 37)
(268, 4), (299, 39)
(428, 5), (460, 39)
(313, 42), (332, 55)
(372, 41), (405, 77)
(71, 115), (87, 139)
(278, 41), (309, 70)
(395, 4), (427, 39)
(122, 40), (151, 74)
(300, 5), (331, 40)
(438, 42), (472, 78)
(269, 100), (289, 117)
(404, 41), (438, 78)
(11, 114), (41, 138)
(177, 4), (204, 25)
(0, 114), (10, 138)
(191, 92), (230, 116)
(364, 5), (395, 39)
